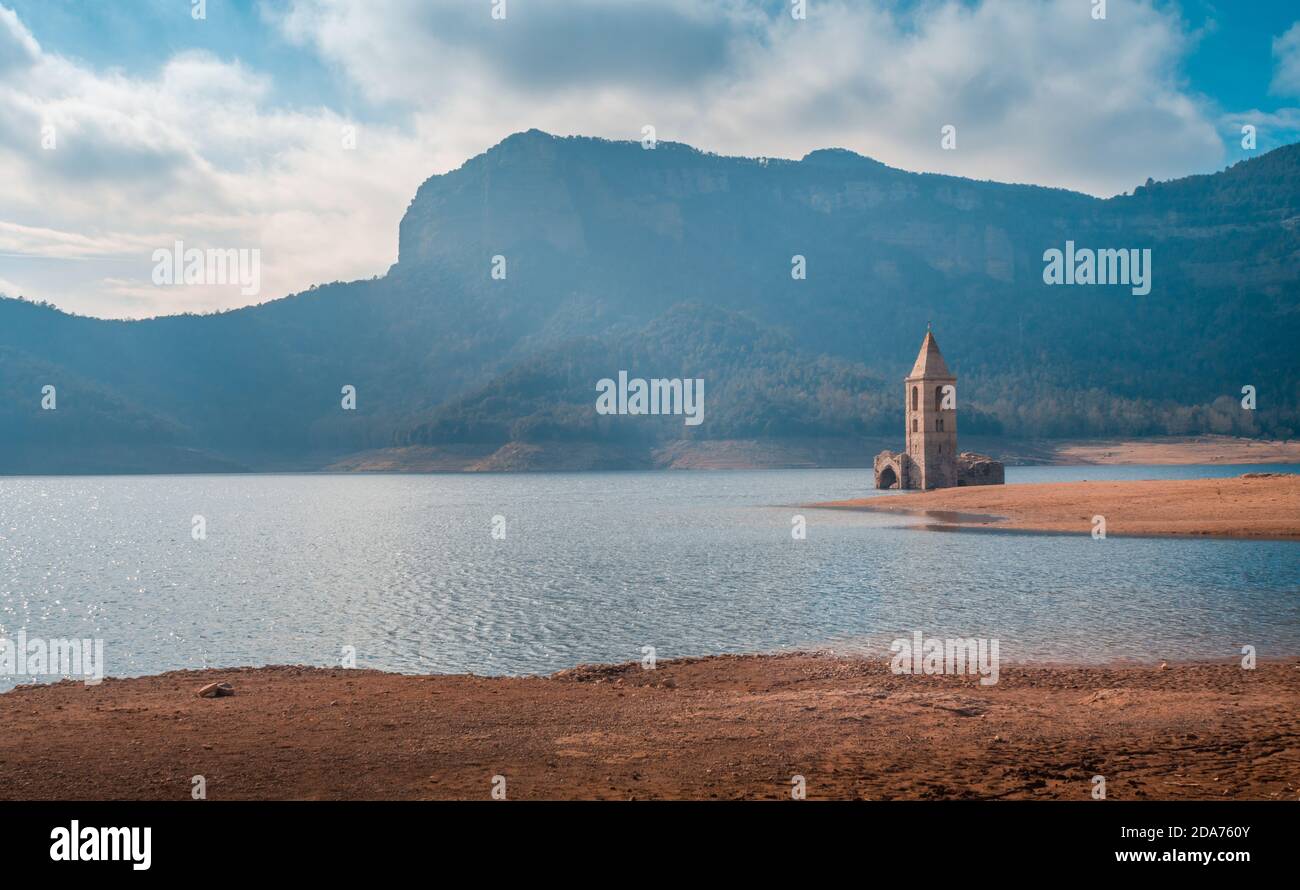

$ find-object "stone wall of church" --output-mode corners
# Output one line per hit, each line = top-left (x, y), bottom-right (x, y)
(957, 452), (1005, 486)
(873, 450), (913, 489)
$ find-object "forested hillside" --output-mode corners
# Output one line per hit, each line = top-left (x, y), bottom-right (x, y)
(2, 131), (1296, 472)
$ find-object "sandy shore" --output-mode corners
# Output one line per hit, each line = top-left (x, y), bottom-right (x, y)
(813, 475), (1300, 539)
(1, 655), (1296, 800)
(1050, 436), (1300, 466)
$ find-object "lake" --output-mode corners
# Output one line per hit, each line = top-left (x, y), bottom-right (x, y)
(1, 464), (1297, 689)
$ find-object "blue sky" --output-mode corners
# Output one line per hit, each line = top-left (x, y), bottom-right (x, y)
(1178, 0), (1300, 160)
(1, 0), (1297, 318)
(1180, 0), (1299, 104)
(4, 0), (342, 108)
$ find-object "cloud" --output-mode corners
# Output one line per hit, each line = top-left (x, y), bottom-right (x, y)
(0, 221), (166, 259)
(1273, 21), (1300, 96)
(276, 0), (758, 100)
(0, 4), (434, 318)
(0, 4), (39, 72)
(277, 0), (1224, 197)
(0, 1), (1239, 318)
(1218, 106), (1300, 155)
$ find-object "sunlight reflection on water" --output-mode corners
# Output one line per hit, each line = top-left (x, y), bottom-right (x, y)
(0, 465), (1296, 687)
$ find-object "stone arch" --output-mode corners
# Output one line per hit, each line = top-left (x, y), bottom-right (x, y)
(877, 465), (898, 490)
(912, 386), (918, 411)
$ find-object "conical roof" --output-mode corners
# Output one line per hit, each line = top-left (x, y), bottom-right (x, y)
(908, 330), (952, 378)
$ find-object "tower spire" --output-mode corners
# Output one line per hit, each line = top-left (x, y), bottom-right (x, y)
(909, 329), (951, 379)
(874, 326), (1003, 490)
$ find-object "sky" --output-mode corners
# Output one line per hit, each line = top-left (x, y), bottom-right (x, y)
(1, 0), (1297, 319)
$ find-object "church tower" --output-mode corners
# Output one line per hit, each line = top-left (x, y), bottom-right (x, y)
(904, 328), (957, 490)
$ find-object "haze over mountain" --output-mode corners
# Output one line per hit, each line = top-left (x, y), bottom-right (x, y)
(2, 130), (1297, 473)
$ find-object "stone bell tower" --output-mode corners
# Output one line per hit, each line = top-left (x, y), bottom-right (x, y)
(904, 328), (957, 490)
(874, 327), (1003, 490)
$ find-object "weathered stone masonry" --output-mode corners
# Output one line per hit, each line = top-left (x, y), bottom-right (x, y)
(873, 330), (1004, 490)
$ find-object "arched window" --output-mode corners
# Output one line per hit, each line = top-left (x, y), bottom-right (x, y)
(912, 418), (918, 433)
(937, 418), (944, 431)
(911, 386), (918, 411)
(935, 386), (944, 410)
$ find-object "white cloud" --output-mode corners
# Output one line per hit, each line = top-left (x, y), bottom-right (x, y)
(0, 4), (38, 71)
(1273, 22), (1300, 96)
(278, 0), (1224, 196)
(0, 1), (1237, 318)
(1219, 106), (1300, 153)
(0, 5), (434, 318)
(0, 220), (170, 259)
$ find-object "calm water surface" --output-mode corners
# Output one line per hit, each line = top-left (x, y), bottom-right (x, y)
(1, 465), (1297, 688)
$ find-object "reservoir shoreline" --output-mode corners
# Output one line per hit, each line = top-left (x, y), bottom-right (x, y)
(810, 474), (1300, 540)
(2, 654), (1295, 801)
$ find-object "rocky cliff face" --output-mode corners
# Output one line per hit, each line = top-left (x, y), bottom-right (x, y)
(2, 132), (1298, 473)
(393, 130), (1098, 344)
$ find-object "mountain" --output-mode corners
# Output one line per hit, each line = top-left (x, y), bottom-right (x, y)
(2, 130), (1298, 473)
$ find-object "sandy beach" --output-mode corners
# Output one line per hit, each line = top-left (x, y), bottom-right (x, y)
(1049, 437), (1300, 466)
(813, 474), (1300, 539)
(1, 654), (1296, 801)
